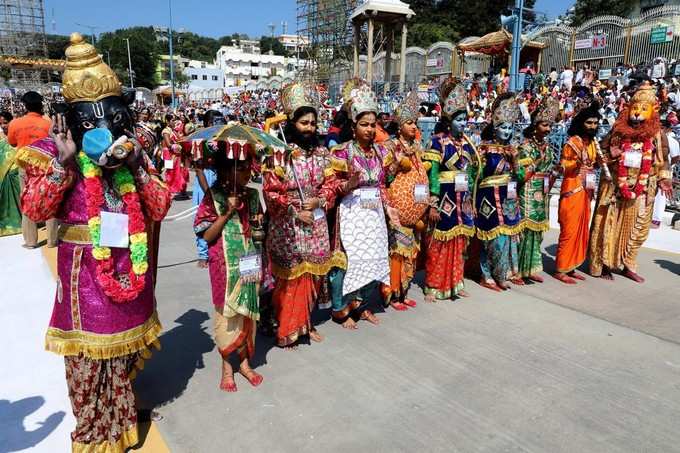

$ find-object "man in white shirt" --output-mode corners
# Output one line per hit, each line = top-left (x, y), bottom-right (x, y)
(652, 121), (680, 227)
(559, 66), (574, 92)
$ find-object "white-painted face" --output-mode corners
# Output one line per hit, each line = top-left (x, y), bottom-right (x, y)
(495, 122), (513, 143)
(450, 111), (467, 135)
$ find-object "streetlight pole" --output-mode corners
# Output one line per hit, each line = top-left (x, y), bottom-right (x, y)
(124, 38), (134, 88)
(168, 0), (176, 108)
(509, 0), (524, 92)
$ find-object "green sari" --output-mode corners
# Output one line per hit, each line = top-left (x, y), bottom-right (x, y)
(0, 140), (21, 237)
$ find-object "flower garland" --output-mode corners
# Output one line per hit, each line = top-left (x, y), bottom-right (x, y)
(617, 139), (653, 200)
(77, 152), (149, 303)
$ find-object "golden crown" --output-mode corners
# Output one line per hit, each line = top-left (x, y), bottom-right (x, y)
(533, 96), (560, 124)
(395, 91), (420, 125)
(62, 32), (122, 103)
(630, 81), (658, 106)
(491, 94), (519, 126)
(281, 82), (317, 118)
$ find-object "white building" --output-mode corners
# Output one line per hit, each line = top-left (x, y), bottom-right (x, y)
(215, 45), (305, 89)
(277, 34), (309, 55)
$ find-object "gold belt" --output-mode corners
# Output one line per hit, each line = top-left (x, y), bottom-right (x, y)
(479, 174), (510, 188)
(58, 224), (92, 245)
(439, 170), (463, 183)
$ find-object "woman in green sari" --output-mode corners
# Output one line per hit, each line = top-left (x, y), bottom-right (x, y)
(0, 111), (21, 237)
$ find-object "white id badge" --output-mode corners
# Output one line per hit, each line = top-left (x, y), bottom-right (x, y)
(507, 181), (517, 200)
(239, 254), (261, 278)
(360, 187), (380, 209)
(455, 174), (469, 192)
(99, 212), (129, 248)
(414, 184), (429, 203)
(544, 176), (550, 193)
(313, 208), (325, 221)
(164, 159), (174, 170)
(585, 172), (597, 190)
(623, 151), (642, 169)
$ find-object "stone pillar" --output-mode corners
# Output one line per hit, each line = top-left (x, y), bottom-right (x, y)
(384, 26), (393, 95)
(367, 17), (374, 85)
(353, 22), (360, 78)
(399, 21), (408, 92)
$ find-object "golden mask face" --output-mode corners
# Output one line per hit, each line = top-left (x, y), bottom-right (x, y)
(629, 101), (654, 122)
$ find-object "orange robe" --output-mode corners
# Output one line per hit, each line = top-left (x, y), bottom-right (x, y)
(555, 136), (597, 273)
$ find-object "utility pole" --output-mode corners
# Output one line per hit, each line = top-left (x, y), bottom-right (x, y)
(75, 22), (99, 45)
(124, 38), (134, 88)
(508, 0), (524, 93)
(168, 0), (176, 108)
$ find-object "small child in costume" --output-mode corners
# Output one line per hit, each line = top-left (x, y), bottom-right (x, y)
(194, 148), (264, 392)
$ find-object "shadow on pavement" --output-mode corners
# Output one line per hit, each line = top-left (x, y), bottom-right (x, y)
(134, 309), (214, 409)
(655, 259), (680, 276)
(0, 397), (65, 453)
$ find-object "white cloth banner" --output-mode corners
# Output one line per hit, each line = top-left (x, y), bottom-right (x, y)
(338, 191), (389, 296)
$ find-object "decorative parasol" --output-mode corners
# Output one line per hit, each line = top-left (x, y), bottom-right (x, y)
(181, 123), (290, 167)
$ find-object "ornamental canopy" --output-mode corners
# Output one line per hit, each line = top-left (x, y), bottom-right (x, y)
(457, 29), (546, 56)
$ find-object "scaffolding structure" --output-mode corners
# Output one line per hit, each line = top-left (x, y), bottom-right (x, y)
(296, 0), (359, 83)
(0, 0), (49, 87)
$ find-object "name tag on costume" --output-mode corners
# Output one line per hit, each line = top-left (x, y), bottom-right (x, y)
(164, 159), (174, 170)
(585, 172), (597, 190)
(507, 181), (517, 199)
(623, 151), (642, 169)
(99, 212), (129, 248)
(360, 187), (380, 209)
(313, 208), (325, 221)
(239, 254), (261, 277)
(414, 184), (429, 203)
(455, 174), (468, 192)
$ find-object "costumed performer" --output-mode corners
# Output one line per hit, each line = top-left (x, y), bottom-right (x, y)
(16, 33), (172, 452)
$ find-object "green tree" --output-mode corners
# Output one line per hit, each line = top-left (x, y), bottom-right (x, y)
(45, 34), (71, 59)
(174, 32), (220, 61)
(405, 0), (536, 48)
(96, 27), (160, 88)
(570, 0), (635, 27)
(260, 36), (288, 56)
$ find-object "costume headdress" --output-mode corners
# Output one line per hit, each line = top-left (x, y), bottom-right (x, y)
(491, 93), (519, 126)
(281, 82), (318, 118)
(630, 80), (658, 106)
(532, 96), (560, 125)
(395, 91), (420, 125)
(349, 83), (378, 122)
(438, 77), (467, 118)
(62, 32), (122, 103)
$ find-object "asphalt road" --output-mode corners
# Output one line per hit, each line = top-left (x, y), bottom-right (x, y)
(134, 198), (680, 453)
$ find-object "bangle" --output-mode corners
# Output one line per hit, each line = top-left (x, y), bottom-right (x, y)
(658, 169), (672, 180)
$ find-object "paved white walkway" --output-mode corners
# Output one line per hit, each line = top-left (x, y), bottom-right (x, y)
(0, 235), (74, 453)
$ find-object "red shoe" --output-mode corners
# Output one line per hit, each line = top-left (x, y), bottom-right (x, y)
(510, 278), (525, 286)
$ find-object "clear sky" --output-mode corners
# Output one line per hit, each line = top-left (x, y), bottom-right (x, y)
(46, 0), (574, 39)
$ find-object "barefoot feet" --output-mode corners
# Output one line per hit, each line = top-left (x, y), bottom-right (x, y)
(553, 272), (576, 284)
